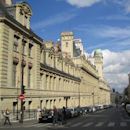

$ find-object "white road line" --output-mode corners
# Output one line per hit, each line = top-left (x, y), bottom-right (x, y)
(25, 123), (50, 128)
(120, 122), (127, 127)
(108, 122), (115, 127)
(71, 122), (82, 127)
(66, 122), (72, 125)
(95, 122), (104, 127)
(82, 122), (93, 127)
(35, 123), (50, 128)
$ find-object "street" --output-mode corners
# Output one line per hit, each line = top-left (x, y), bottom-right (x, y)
(0, 106), (130, 130)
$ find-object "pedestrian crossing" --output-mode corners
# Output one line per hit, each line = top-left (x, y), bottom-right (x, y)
(0, 121), (129, 129)
(66, 121), (129, 128)
(82, 122), (93, 127)
(26, 121), (129, 128)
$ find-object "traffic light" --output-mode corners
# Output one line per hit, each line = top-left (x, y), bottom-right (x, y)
(22, 85), (26, 94)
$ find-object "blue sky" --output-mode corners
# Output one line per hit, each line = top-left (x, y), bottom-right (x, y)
(15, 0), (130, 53)
(15, 0), (130, 92)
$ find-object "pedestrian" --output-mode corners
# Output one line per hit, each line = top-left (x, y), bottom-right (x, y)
(53, 106), (58, 125)
(62, 106), (67, 124)
(58, 109), (63, 125)
(3, 108), (12, 125)
(36, 106), (42, 123)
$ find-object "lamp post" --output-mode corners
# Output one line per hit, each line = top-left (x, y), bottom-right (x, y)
(19, 58), (24, 123)
(78, 85), (80, 107)
(16, 79), (19, 120)
(92, 92), (94, 106)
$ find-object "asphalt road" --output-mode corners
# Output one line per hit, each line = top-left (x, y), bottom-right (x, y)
(0, 106), (130, 130)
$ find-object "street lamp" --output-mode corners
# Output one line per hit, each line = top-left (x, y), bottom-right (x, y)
(16, 80), (19, 120)
(19, 40), (26, 123)
(92, 92), (94, 106)
(78, 85), (80, 107)
(19, 58), (24, 123)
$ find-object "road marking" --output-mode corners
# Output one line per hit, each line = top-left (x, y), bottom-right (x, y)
(71, 122), (82, 127)
(25, 123), (50, 128)
(66, 122), (72, 125)
(108, 122), (115, 127)
(83, 122), (93, 127)
(95, 122), (104, 127)
(120, 122), (127, 127)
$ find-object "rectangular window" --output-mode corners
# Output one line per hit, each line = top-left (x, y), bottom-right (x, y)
(28, 69), (31, 88)
(40, 74), (43, 89)
(29, 44), (33, 57)
(29, 47), (31, 57)
(13, 37), (19, 51)
(22, 44), (25, 55)
(12, 64), (17, 87)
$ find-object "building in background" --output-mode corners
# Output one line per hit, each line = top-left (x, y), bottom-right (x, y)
(0, 0), (111, 121)
(73, 39), (84, 57)
(61, 32), (111, 106)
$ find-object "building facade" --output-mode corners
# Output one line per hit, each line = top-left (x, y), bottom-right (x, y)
(0, 0), (111, 121)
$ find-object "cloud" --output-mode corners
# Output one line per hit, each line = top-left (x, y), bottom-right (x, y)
(102, 49), (130, 92)
(74, 24), (130, 51)
(98, 15), (130, 21)
(75, 25), (130, 39)
(112, 0), (130, 14)
(32, 11), (77, 30)
(124, 0), (130, 13)
(64, 0), (103, 8)
(96, 26), (130, 39)
(89, 25), (130, 39)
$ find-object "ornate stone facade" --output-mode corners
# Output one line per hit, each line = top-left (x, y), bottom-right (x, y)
(0, 0), (111, 120)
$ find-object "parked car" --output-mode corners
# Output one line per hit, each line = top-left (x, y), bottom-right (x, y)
(68, 108), (79, 117)
(39, 109), (53, 123)
(66, 108), (72, 119)
(126, 104), (130, 115)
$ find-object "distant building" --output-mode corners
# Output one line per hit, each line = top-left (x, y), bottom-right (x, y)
(73, 39), (84, 57)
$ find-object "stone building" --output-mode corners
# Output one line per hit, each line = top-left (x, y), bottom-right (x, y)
(0, 0), (111, 121)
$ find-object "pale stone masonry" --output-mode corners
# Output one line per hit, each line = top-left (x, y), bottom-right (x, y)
(0, 0), (111, 120)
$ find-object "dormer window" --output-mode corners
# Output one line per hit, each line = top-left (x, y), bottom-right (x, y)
(15, 2), (32, 29)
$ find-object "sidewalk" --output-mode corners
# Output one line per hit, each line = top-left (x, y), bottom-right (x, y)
(0, 118), (38, 128)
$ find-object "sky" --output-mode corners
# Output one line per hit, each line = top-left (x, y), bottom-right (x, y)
(15, 0), (130, 92)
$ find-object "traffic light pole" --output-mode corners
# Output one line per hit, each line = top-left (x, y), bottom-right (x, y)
(19, 58), (24, 123)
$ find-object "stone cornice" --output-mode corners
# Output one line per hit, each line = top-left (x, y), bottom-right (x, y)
(81, 67), (99, 80)
(40, 63), (81, 82)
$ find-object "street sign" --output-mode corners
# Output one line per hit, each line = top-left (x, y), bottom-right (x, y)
(19, 94), (25, 100)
